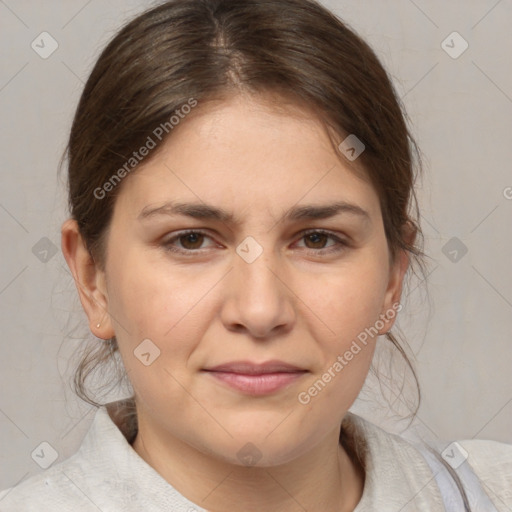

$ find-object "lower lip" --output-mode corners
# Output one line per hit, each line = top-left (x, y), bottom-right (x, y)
(204, 371), (306, 395)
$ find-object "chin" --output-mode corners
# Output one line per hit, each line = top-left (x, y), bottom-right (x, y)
(215, 430), (314, 469)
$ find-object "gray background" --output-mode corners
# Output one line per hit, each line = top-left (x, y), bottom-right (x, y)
(1, 0), (511, 490)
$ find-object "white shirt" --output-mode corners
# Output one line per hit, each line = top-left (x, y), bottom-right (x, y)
(1, 402), (510, 511)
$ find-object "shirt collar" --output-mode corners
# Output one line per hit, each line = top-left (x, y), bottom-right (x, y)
(70, 402), (209, 511)
(348, 413), (444, 511)
(74, 401), (442, 511)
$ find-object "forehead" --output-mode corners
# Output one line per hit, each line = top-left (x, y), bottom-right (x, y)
(114, 93), (380, 223)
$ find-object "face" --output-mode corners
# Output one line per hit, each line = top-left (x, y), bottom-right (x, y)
(91, 94), (406, 466)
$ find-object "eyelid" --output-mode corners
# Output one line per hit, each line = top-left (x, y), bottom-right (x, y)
(160, 229), (221, 254)
(297, 228), (348, 240)
(292, 228), (350, 253)
(161, 228), (350, 258)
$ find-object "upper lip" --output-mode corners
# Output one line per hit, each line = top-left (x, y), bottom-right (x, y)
(204, 360), (307, 374)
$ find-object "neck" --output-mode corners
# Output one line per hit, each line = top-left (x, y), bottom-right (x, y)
(130, 412), (364, 512)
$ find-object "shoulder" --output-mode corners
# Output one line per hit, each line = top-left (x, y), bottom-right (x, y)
(345, 413), (447, 511)
(0, 452), (98, 511)
(0, 403), (206, 512)
(346, 413), (512, 512)
(457, 437), (512, 510)
(0, 406), (118, 511)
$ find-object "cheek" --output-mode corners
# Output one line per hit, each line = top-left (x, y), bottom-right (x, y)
(104, 250), (220, 391)
(291, 253), (389, 412)
(295, 270), (383, 419)
(106, 246), (216, 340)
(297, 255), (390, 343)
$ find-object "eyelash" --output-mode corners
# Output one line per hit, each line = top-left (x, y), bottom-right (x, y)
(162, 229), (349, 257)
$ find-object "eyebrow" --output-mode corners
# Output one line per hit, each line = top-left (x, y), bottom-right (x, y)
(137, 200), (371, 225)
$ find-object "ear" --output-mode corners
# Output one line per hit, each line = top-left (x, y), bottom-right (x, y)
(61, 219), (115, 340)
(379, 222), (416, 334)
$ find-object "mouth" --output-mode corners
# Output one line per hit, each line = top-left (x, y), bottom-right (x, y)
(202, 360), (308, 395)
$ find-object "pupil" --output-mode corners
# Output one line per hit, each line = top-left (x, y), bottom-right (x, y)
(307, 233), (327, 248)
(182, 233), (203, 249)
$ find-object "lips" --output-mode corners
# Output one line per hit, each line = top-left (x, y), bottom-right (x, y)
(202, 360), (308, 395)
(203, 360), (307, 375)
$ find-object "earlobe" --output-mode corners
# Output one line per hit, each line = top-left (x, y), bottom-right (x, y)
(61, 219), (115, 339)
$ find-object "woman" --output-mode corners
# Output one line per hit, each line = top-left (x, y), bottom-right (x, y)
(1, 0), (510, 510)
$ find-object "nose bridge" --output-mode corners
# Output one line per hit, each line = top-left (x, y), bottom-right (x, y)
(238, 248), (278, 298)
(221, 240), (295, 337)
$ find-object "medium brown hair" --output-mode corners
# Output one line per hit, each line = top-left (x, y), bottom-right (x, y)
(64, 0), (425, 418)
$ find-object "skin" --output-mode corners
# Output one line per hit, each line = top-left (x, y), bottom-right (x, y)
(62, 92), (411, 512)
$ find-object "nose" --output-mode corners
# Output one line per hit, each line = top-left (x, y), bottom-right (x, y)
(219, 248), (296, 339)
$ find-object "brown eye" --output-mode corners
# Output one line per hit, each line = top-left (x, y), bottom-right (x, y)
(163, 230), (217, 254)
(294, 230), (348, 256)
(304, 232), (329, 249)
(178, 232), (205, 249)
